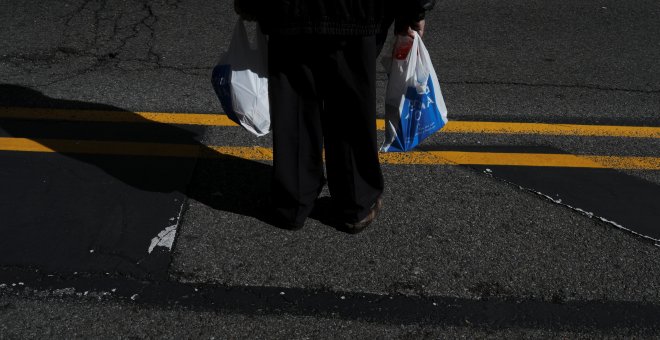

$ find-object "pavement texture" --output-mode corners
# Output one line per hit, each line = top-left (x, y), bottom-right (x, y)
(6, 296), (651, 339)
(1, 0), (659, 337)
(174, 163), (660, 302)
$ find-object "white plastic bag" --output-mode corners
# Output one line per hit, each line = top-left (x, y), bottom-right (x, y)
(212, 20), (270, 136)
(381, 32), (448, 152)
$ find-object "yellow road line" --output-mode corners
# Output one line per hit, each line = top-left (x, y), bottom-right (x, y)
(0, 107), (235, 126)
(205, 146), (274, 160)
(431, 121), (659, 138)
(2, 137), (658, 170)
(0, 138), (203, 158)
(2, 107), (659, 138)
(379, 151), (660, 170)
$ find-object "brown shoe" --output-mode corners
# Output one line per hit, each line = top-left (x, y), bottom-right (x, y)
(343, 197), (383, 234)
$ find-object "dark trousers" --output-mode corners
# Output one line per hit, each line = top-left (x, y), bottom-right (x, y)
(268, 35), (384, 227)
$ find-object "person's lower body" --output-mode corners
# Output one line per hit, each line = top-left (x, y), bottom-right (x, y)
(268, 34), (384, 229)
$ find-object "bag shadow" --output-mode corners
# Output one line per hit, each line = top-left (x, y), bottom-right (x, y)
(0, 84), (274, 219)
(0, 84), (275, 274)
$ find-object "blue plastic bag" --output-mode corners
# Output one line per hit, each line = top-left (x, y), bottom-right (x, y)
(381, 32), (448, 152)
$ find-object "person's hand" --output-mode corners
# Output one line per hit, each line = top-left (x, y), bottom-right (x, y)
(408, 19), (426, 38)
(395, 19), (425, 38)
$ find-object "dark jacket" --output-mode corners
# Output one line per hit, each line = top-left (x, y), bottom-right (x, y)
(234, 0), (436, 36)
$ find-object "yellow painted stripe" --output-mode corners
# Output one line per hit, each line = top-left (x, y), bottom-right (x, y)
(439, 121), (660, 138)
(2, 107), (659, 138)
(1, 137), (658, 170)
(0, 107), (235, 126)
(379, 151), (660, 169)
(0, 137), (203, 158)
(377, 120), (660, 138)
(205, 146), (274, 160)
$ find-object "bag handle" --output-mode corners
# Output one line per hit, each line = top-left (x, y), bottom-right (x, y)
(230, 20), (267, 49)
(227, 19), (268, 69)
(230, 19), (250, 52)
(408, 31), (421, 59)
(409, 31), (433, 90)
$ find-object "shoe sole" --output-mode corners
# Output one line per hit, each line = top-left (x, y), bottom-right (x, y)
(343, 197), (383, 234)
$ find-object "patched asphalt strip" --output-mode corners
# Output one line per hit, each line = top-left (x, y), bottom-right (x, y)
(1, 267), (660, 333)
(0, 151), (195, 280)
(0, 105), (206, 280)
(471, 165), (660, 241)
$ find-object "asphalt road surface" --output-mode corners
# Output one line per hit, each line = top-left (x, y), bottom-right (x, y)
(1, 0), (660, 338)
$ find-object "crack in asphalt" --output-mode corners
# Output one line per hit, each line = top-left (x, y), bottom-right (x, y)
(1, 0), (206, 87)
(3, 1), (658, 93)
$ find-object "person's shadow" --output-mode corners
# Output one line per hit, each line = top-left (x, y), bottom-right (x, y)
(0, 84), (276, 278)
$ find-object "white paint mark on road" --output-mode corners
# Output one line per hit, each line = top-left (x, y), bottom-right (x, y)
(148, 201), (186, 254)
(148, 225), (177, 254)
